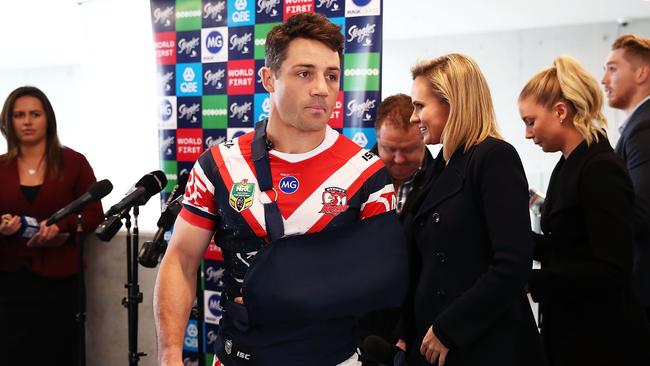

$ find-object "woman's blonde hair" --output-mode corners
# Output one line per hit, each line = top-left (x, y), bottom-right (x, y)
(519, 55), (607, 145)
(411, 53), (502, 161)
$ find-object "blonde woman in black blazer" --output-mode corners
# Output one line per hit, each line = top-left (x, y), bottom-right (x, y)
(397, 54), (545, 366)
(519, 55), (650, 366)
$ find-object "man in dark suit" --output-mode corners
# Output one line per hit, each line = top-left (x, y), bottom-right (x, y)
(359, 93), (435, 365)
(603, 34), (650, 322)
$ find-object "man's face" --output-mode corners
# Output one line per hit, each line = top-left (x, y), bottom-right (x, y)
(262, 38), (340, 132)
(602, 49), (638, 110)
(376, 121), (425, 184)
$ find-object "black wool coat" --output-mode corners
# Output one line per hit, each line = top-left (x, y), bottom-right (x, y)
(401, 137), (545, 366)
(528, 135), (650, 366)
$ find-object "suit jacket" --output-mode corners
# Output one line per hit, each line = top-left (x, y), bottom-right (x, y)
(529, 135), (649, 365)
(403, 137), (544, 366)
(616, 98), (650, 308)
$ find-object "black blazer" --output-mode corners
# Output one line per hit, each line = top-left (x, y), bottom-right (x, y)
(616, 98), (650, 308)
(403, 137), (544, 366)
(529, 135), (650, 365)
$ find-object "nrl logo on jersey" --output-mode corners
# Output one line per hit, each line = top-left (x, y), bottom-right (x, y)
(229, 179), (255, 212)
(320, 187), (348, 216)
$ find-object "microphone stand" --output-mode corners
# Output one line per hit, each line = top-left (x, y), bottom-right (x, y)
(75, 213), (87, 366)
(122, 207), (147, 365)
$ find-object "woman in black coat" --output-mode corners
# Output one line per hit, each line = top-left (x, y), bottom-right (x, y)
(518, 55), (650, 366)
(398, 53), (545, 366)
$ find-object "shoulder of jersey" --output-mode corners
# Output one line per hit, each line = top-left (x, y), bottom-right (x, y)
(335, 134), (382, 171)
(205, 131), (255, 168)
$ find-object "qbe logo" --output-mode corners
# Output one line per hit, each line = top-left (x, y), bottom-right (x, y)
(315, 0), (344, 17)
(202, 27), (228, 63)
(176, 63), (202, 96)
(344, 90), (379, 128)
(343, 127), (376, 149)
(256, 0), (282, 23)
(345, 16), (381, 53)
(204, 290), (223, 325)
(203, 0), (227, 27)
(254, 93), (270, 122)
(284, 0), (314, 20)
(183, 320), (199, 352)
(158, 97), (177, 130)
(279, 176), (299, 194)
(345, 0), (380, 17)
(228, 0), (255, 26)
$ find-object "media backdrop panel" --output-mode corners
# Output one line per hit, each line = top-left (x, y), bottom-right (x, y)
(150, 1), (383, 364)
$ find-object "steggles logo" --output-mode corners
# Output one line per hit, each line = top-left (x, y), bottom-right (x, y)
(347, 99), (375, 121)
(230, 102), (252, 120)
(178, 37), (200, 56)
(179, 103), (200, 121)
(257, 0), (280, 14)
(183, 358), (198, 366)
(158, 71), (173, 91)
(230, 33), (252, 53)
(205, 135), (227, 148)
(348, 24), (376, 45)
(316, 0), (340, 10)
(153, 7), (174, 25)
(159, 136), (175, 154)
(204, 1), (226, 21)
(204, 69), (226, 87)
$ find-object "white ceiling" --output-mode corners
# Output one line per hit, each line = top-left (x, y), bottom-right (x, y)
(0, 0), (649, 68)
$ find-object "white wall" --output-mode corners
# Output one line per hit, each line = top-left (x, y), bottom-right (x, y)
(382, 18), (650, 192)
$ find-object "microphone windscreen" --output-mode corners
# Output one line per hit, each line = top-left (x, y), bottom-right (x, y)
(361, 335), (397, 364)
(89, 179), (113, 200)
(137, 170), (168, 196)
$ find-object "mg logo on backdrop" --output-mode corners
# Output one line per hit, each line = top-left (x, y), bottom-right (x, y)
(345, 0), (380, 17)
(202, 27), (228, 63)
(158, 97), (177, 130)
(204, 290), (223, 324)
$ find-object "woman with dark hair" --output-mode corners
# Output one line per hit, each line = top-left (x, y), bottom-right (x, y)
(0, 86), (104, 365)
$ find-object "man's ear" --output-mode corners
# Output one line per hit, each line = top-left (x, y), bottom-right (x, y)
(636, 64), (650, 85)
(261, 67), (275, 93)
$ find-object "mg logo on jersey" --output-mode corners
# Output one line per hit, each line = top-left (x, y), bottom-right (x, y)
(279, 176), (299, 194)
(320, 187), (348, 216)
(229, 179), (255, 212)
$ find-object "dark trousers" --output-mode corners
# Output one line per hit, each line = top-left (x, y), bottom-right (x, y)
(0, 269), (79, 366)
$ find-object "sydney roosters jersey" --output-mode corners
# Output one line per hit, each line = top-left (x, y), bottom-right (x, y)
(180, 126), (395, 298)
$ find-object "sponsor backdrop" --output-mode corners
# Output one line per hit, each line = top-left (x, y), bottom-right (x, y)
(150, 0), (382, 363)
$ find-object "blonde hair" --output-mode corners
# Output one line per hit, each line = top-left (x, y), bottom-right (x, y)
(411, 53), (502, 161)
(519, 55), (607, 145)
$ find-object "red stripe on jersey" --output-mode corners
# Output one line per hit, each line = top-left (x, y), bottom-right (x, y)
(210, 141), (267, 238)
(361, 190), (396, 219)
(270, 134), (362, 219)
(180, 207), (216, 231)
(307, 157), (387, 233)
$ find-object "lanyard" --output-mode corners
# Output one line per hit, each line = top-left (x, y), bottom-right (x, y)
(251, 119), (285, 242)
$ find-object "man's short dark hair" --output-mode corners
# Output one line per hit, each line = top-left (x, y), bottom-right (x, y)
(375, 93), (414, 132)
(265, 12), (344, 74)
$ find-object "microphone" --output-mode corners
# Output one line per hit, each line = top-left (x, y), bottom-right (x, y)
(361, 335), (406, 366)
(104, 171), (167, 217)
(138, 172), (189, 268)
(46, 179), (113, 226)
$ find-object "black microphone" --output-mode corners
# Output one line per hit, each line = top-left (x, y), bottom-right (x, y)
(104, 170), (167, 217)
(361, 335), (406, 366)
(46, 179), (113, 226)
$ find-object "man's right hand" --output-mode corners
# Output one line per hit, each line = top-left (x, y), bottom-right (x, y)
(0, 214), (21, 236)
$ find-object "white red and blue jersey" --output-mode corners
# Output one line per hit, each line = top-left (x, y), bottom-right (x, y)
(180, 126), (395, 298)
